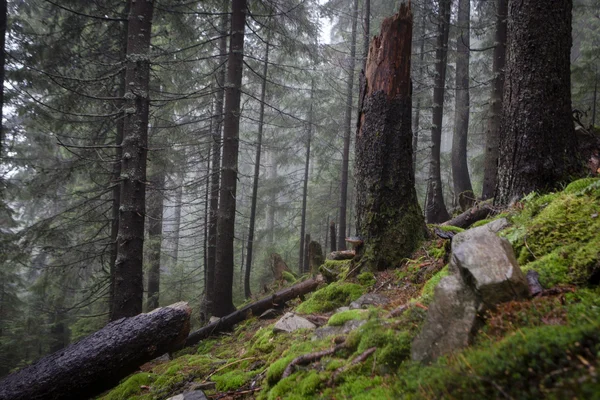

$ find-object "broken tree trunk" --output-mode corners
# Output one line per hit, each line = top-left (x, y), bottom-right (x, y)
(355, 4), (425, 270)
(185, 275), (324, 347)
(441, 202), (495, 229)
(327, 250), (356, 261)
(0, 303), (191, 400)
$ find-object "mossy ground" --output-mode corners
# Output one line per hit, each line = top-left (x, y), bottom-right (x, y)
(102, 178), (600, 399)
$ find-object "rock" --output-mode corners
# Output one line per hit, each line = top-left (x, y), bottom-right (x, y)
(451, 229), (530, 306)
(273, 312), (316, 333)
(451, 218), (510, 250)
(259, 308), (282, 320)
(313, 319), (367, 340)
(166, 390), (208, 400)
(411, 275), (481, 363)
(336, 306), (350, 313)
(349, 293), (390, 309)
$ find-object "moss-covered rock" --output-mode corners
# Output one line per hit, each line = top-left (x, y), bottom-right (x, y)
(327, 309), (368, 326)
(296, 282), (364, 314)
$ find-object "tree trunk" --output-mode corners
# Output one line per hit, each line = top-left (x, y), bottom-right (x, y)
(481, 0), (508, 200)
(441, 202), (495, 229)
(425, 0), (451, 224)
(451, 0), (474, 211)
(495, 0), (578, 205)
(108, 3), (129, 321)
(245, 40), (270, 299)
(0, 0), (6, 161)
(112, 0), (154, 320)
(355, 4), (425, 271)
(206, 0), (228, 316)
(146, 169), (165, 311)
(303, 233), (311, 274)
(0, 303), (191, 400)
(214, 0), (247, 317)
(362, 0), (370, 71)
(171, 171), (184, 265)
(266, 151), (277, 246)
(412, 12), (426, 171)
(299, 83), (314, 273)
(338, 0), (359, 251)
(329, 221), (337, 253)
(185, 277), (323, 347)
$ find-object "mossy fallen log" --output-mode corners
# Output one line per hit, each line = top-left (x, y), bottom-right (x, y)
(185, 275), (324, 347)
(0, 302), (191, 400)
(442, 202), (495, 229)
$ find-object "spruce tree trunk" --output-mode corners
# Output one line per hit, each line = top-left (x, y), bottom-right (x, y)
(146, 169), (165, 311)
(362, 0), (370, 70)
(425, 0), (451, 224)
(112, 0), (154, 320)
(329, 221), (337, 253)
(266, 151), (276, 246)
(206, 0), (228, 316)
(0, 0), (6, 158)
(481, 0), (507, 200)
(451, 0), (474, 211)
(356, 4), (425, 271)
(495, 0), (578, 205)
(108, 4), (129, 321)
(214, 0), (247, 317)
(412, 12), (426, 171)
(244, 40), (270, 299)
(299, 83), (313, 273)
(171, 172), (184, 264)
(338, 0), (359, 251)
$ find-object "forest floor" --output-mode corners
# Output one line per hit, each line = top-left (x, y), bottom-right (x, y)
(100, 177), (600, 400)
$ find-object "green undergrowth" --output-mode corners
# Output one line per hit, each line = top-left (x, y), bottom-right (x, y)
(102, 178), (600, 400)
(502, 177), (600, 287)
(296, 281), (364, 314)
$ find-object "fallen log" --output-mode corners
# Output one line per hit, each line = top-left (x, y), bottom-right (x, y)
(0, 302), (191, 400)
(185, 275), (324, 347)
(327, 250), (355, 260)
(441, 202), (496, 229)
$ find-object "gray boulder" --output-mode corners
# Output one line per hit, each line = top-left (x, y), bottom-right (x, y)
(273, 312), (316, 333)
(349, 293), (390, 309)
(451, 229), (530, 306)
(450, 217), (510, 252)
(166, 391), (208, 400)
(411, 275), (481, 363)
(412, 223), (530, 363)
(313, 319), (367, 340)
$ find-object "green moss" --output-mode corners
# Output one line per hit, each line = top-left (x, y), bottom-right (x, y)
(563, 177), (600, 194)
(212, 369), (258, 391)
(327, 309), (368, 326)
(101, 373), (155, 400)
(266, 370), (328, 400)
(250, 326), (277, 354)
(357, 271), (376, 286)
(296, 281), (364, 314)
(419, 265), (449, 303)
(282, 270), (297, 283)
(326, 375), (397, 399)
(397, 322), (600, 398)
(438, 225), (465, 233)
(319, 259), (352, 282)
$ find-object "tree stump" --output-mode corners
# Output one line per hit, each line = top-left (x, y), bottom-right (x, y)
(355, 4), (425, 270)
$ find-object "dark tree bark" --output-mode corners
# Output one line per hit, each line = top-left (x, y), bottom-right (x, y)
(108, 3), (129, 321)
(495, 0), (579, 205)
(481, 0), (508, 200)
(412, 11), (427, 171)
(171, 171), (184, 264)
(185, 277), (323, 347)
(338, 0), (360, 251)
(214, 0), (247, 317)
(146, 169), (165, 311)
(451, 0), (474, 211)
(425, 0), (451, 224)
(245, 40), (270, 299)
(0, 303), (191, 400)
(266, 151), (277, 246)
(355, 5), (425, 271)
(303, 233), (311, 274)
(299, 83), (313, 273)
(362, 0), (370, 70)
(0, 0), (5, 159)
(112, 0), (154, 320)
(206, 0), (228, 316)
(329, 221), (337, 253)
